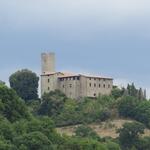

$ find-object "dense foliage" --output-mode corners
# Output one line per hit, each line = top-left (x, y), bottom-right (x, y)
(0, 84), (30, 122)
(75, 125), (100, 140)
(9, 69), (39, 101)
(38, 91), (116, 126)
(0, 76), (150, 150)
(38, 90), (67, 117)
(117, 122), (145, 150)
(118, 96), (150, 128)
(0, 83), (122, 150)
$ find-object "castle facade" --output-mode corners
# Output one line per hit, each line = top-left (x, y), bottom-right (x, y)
(41, 53), (113, 99)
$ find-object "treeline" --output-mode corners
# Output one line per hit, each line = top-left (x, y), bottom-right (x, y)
(0, 83), (121, 150)
(37, 85), (150, 129)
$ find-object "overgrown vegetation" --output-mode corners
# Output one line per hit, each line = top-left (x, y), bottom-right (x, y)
(0, 70), (150, 150)
(37, 91), (115, 126)
(0, 82), (121, 150)
(118, 96), (150, 128)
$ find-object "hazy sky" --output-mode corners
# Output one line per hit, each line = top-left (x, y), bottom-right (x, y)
(0, 0), (150, 96)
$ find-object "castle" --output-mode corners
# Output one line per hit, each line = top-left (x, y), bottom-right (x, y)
(41, 53), (113, 99)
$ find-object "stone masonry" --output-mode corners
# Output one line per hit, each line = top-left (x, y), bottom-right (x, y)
(41, 53), (113, 99)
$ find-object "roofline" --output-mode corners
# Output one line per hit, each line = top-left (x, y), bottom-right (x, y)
(79, 74), (113, 80)
(41, 72), (63, 76)
(41, 72), (113, 80)
(58, 74), (113, 80)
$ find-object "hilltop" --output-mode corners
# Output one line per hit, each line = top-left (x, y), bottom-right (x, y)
(0, 75), (150, 150)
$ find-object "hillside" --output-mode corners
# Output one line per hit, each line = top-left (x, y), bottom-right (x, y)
(0, 82), (150, 150)
(57, 119), (150, 138)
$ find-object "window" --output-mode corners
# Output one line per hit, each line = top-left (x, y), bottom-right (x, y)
(94, 78), (96, 81)
(48, 79), (50, 83)
(103, 84), (105, 88)
(94, 83), (96, 87)
(77, 77), (80, 80)
(73, 77), (76, 80)
(48, 87), (50, 90)
(69, 84), (72, 88)
(99, 84), (101, 88)
(103, 79), (106, 81)
(63, 85), (65, 88)
(60, 78), (64, 81)
(89, 78), (91, 80)
(89, 83), (92, 87)
(94, 93), (96, 97)
(108, 84), (110, 88)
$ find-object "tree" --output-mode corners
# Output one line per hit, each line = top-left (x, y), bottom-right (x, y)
(0, 80), (5, 85)
(9, 69), (39, 101)
(0, 140), (15, 150)
(0, 116), (14, 141)
(75, 125), (99, 140)
(135, 137), (150, 150)
(117, 122), (145, 149)
(38, 90), (66, 117)
(0, 85), (30, 122)
(127, 83), (138, 97)
(14, 131), (53, 150)
(138, 88), (144, 100)
(59, 137), (108, 150)
(134, 101), (150, 128)
(118, 96), (138, 118)
(54, 99), (82, 126)
(111, 86), (125, 99)
(126, 83), (146, 100)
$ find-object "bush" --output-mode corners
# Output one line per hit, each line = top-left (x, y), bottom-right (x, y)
(118, 96), (150, 128)
(134, 101), (150, 128)
(38, 90), (66, 117)
(75, 125), (100, 140)
(118, 96), (138, 118)
(14, 131), (53, 150)
(59, 137), (108, 150)
(117, 122), (145, 149)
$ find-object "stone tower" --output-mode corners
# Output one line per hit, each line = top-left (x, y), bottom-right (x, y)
(41, 52), (55, 74)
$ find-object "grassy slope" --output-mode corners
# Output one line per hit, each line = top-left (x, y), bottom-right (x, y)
(56, 119), (150, 138)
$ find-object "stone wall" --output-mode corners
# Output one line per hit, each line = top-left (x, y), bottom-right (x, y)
(58, 76), (81, 99)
